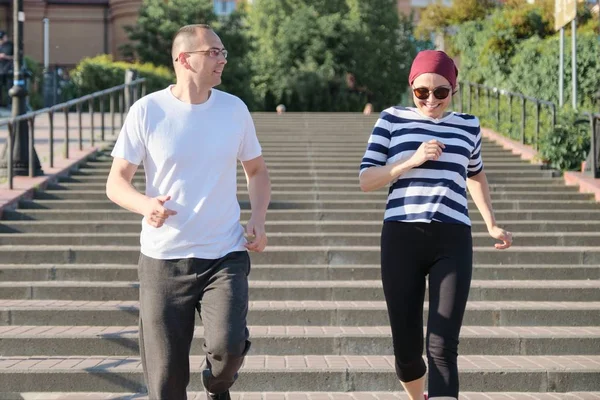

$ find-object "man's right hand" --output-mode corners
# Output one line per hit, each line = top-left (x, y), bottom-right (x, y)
(144, 195), (177, 228)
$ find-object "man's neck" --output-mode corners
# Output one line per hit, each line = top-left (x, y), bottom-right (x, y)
(170, 82), (212, 105)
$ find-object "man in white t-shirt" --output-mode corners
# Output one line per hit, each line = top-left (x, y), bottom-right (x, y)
(106, 24), (271, 400)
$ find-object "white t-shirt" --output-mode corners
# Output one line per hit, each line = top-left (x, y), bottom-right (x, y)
(111, 86), (262, 260)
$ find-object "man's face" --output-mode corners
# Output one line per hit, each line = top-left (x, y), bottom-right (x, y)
(178, 30), (227, 87)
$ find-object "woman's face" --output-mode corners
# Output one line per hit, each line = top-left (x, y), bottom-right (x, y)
(412, 73), (453, 119)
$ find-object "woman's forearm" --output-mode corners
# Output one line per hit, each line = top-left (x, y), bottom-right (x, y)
(359, 158), (418, 192)
(466, 171), (497, 231)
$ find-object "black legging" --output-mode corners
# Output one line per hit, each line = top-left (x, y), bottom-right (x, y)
(381, 220), (473, 398)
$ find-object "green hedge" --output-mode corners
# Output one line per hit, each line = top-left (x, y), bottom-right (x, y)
(451, 6), (599, 111)
(70, 54), (174, 97)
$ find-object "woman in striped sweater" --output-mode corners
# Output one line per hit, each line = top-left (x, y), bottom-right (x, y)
(359, 50), (513, 400)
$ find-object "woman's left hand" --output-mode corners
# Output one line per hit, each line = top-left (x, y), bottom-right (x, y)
(489, 226), (513, 250)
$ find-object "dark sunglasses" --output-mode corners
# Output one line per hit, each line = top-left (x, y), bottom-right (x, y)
(413, 86), (452, 100)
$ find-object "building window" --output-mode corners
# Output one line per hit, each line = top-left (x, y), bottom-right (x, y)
(214, 0), (237, 16)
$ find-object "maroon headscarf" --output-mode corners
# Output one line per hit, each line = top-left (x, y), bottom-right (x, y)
(408, 50), (459, 89)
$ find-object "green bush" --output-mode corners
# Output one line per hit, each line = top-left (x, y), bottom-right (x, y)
(538, 110), (590, 171)
(451, 4), (599, 110)
(70, 54), (174, 97)
(24, 56), (43, 110)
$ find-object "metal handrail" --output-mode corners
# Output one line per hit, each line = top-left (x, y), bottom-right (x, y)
(460, 81), (599, 177)
(459, 82), (556, 150)
(3, 78), (146, 189)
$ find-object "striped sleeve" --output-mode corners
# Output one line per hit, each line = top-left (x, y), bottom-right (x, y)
(467, 121), (483, 177)
(360, 114), (392, 176)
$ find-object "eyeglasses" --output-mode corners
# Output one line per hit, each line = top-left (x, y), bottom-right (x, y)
(413, 86), (452, 100)
(175, 48), (228, 61)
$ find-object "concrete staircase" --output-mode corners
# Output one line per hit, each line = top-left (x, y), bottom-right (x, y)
(1, 113), (600, 399)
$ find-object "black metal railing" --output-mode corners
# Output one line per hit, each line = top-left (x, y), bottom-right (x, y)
(405, 81), (599, 177)
(2, 78), (146, 189)
(458, 82), (556, 151)
(584, 112), (600, 178)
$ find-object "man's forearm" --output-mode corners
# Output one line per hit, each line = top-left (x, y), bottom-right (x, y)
(246, 170), (271, 220)
(106, 178), (150, 216)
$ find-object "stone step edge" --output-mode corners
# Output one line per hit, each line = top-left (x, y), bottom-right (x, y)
(1, 355), (600, 372)
(1, 232), (600, 238)
(3, 392), (600, 400)
(1, 279), (599, 289)
(0, 263), (597, 269)
(0, 245), (599, 252)
(1, 300), (599, 310)
(1, 325), (599, 339)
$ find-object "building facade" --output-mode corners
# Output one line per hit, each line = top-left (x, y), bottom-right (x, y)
(7, 0), (444, 68)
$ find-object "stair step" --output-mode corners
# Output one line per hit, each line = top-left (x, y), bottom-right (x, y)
(1, 280), (599, 302)
(4, 209), (599, 221)
(73, 168), (557, 178)
(46, 182), (580, 193)
(0, 355), (599, 392)
(62, 175), (562, 184)
(0, 245), (599, 265)
(3, 232), (600, 247)
(1, 300), (599, 326)
(3, 220), (600, 234)
(0, 326), (598, 356)
(1, 264), (598, 282)
(16, 199), (600, 211)
(31, 190), (591, 202)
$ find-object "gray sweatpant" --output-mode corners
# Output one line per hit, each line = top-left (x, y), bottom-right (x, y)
(137, 251), (252, 400)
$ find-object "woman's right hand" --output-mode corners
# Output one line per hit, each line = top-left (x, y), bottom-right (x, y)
(409, 139), (446, 167)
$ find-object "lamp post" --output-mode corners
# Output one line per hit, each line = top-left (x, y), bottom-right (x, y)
(0, 0), (43, 178)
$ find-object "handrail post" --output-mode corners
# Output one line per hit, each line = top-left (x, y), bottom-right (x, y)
(64, 106), (70, 159)
(48, 111), (54, 168)
(535, 102), (541, 150)
(7, 122), (13, 189)
(467, 84), (472, 113)
(100, 95), (105, 142)
(508, 95), (513, 125)
(591, 114), (599, 178)
(110, 92), (116, 136)
(521, 97), (526, 144)
(119, 89), (125, 126)
(77, 102), (83, 151)
(28, 117), (34, 177)
(89, 99), (95, 147)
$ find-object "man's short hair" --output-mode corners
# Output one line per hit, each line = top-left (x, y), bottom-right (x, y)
(0, 31), (6, 39)
(171, 24), (212, 61)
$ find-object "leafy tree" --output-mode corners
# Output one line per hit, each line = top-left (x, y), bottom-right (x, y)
(122, 0), (217, 67)
(122, 0), (254, 106)
(345, 0), (416, 109)
(415, 0), (496, 39)
(248, 0), (419, 111)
